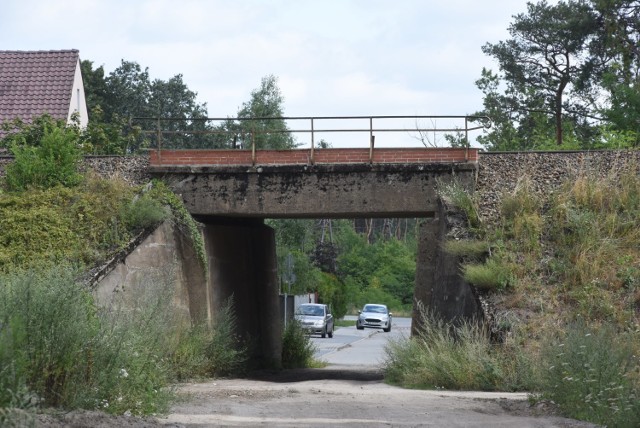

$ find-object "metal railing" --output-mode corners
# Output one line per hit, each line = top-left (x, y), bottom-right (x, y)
(132, 115), (491, 163)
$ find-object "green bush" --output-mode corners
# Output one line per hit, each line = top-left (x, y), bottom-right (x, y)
(443, 239), (490, 259)
(0, 178), (143, 273)
(119, 193), (170, 231)
(535, 323), (640, 427)
(462, 258), (514, 291)
(5, 124), (82, 191)
(281, 320), (316, 369)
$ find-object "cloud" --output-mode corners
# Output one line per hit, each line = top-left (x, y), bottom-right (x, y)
(1, 0), (542, 124)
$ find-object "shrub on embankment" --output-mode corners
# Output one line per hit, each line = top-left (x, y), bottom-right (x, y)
(0, 120), (246, 423)
(384, 154), (640, 426)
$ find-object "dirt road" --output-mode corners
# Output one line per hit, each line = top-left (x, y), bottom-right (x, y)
(34, 322), (597, 427)
(33, 368), (596, 427)
(157, 367), (596, 427)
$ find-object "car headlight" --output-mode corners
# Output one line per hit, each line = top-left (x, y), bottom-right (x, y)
(314, 320), (324, 327)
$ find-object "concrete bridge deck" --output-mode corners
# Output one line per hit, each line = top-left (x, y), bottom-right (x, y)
(148, 148), (478, 219)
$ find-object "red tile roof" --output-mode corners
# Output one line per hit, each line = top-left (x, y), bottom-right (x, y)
(0, 49), (80, 135)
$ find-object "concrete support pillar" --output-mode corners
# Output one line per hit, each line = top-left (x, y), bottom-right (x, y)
(412, 216), (438, 336)
(202, 219), (282, 369)
(412, 203), (482, 335)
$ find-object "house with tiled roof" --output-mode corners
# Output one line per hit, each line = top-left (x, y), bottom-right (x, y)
(0, 49), (89, 139)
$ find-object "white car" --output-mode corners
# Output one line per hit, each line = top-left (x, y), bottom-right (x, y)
(356, 304), (392, 332)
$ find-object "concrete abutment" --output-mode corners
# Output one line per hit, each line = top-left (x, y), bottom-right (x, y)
(202, 219), (282, 368)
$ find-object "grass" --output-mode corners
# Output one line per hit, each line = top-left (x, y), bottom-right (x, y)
(0, 266), (249, 423)
(334, 319), (357, 327)
(462, 258), (514, 291)
(534, 322), (640, 427)
(475, 161), (639, 423)
(384, 158), (640, 426)
(443, 239), (490, 259)
(383, 305), (535, 392)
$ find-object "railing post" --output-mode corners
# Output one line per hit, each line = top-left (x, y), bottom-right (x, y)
(464, 116), (469, 162)
(369, 117), (374, 163)
(251, 131), (256, 166)
(157, 117), (162, 163)
(310, 118), (315, 165)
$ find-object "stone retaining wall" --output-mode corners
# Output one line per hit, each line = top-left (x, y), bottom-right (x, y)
(2, 151), (639, 224)
(476, 150), (640, 224)
(0, 155), (151, 185)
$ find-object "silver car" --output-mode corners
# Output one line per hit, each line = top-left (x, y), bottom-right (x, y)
(295, 303), (334, 338)
(356, 303), (392, 332)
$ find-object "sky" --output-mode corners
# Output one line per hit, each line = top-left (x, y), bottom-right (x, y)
(1, 0), (547, 147)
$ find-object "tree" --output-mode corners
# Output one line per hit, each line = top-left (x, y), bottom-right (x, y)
(479, 0), (599, 148)
(591, 0), (640, 142)
(475, 68), (522, 150)
(81, 60), (212, 151)
(217, 75), (296, 150)
(80, 60), (108, 119)
(147, 74), (212, 149)
(102, 61), (152, 121)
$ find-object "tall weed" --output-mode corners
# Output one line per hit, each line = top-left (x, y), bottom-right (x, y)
(383, 306), (534, 391)
(169, 298), (247, 380)
(85, 268), (179, 415)
(0, 266), (175, 417)
(281, 320), (316, 369)
(535, 323), (640, 427)
(0, 267), (98, 408)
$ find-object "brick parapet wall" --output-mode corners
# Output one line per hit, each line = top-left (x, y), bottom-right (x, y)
(149, 148), (479, 166)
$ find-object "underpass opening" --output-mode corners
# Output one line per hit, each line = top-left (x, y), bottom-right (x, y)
(195, 209), (483, 370)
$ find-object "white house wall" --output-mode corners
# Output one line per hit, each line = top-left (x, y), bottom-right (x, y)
(67, 59), (89, 128)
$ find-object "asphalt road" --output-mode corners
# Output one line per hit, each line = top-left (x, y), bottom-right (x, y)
(311, 316), (411, 366)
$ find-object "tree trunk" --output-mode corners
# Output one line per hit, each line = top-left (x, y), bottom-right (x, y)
(555, 79), (568, 146)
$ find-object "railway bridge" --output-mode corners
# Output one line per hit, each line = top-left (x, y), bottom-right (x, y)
(144, 115), (488, 367)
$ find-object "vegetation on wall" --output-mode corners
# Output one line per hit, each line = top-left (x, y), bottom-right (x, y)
(0, 119), (246, 423)
(385, 159), (640, 426)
